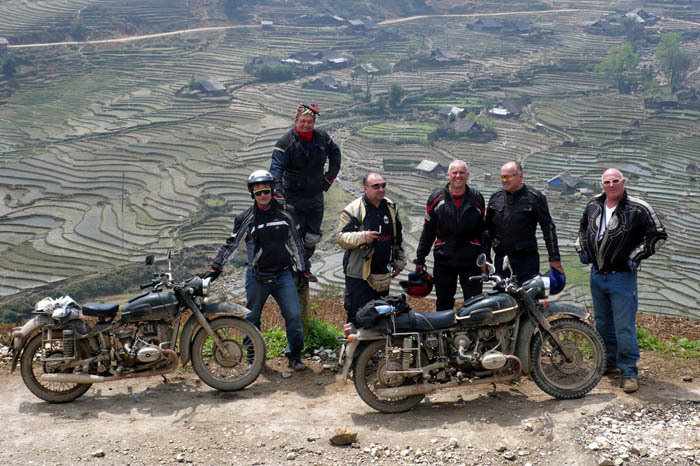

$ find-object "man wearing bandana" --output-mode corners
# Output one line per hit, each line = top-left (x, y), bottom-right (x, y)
(270, 103), (342, 283)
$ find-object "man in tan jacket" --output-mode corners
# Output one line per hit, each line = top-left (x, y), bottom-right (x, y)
(336, 172), (406, 324)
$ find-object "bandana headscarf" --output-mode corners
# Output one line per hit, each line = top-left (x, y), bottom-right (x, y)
(295, 103), (320, 119)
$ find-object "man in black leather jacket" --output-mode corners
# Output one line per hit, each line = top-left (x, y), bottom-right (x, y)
(269, 103), (342, 282)
(414, 160), (486, 311)
(484, 161), (563, 284)
(575, 168), (666, 393)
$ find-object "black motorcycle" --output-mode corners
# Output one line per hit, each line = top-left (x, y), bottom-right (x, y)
(339, 254), (605, 413)
(8, 252), (266, 403)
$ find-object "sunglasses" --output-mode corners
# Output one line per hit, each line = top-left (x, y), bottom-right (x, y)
(500, 174), (517, 181)
(602, 178), (622, 186)
(253, 188), (272, 196)
(366, 182), (387, 190)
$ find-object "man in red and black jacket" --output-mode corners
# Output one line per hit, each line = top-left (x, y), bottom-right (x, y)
(414, 160), (486, 311)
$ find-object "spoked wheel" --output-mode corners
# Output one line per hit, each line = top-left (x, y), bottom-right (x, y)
(530, 318), (605, 399)
(20, 334), (91, 403)
(353, 340), (424, 413)
(191, 317), (266, 391)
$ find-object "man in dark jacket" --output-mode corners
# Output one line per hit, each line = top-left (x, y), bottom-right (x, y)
(576, 168), (666, 393)
(415, 160), (486, 311)
(202, 170), (308, 371)
(484, 161), (563, 284)
(269, 103), (342, 282)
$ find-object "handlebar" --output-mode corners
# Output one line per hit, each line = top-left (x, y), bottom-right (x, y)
(140, 280), (158, 290)
(469, 274), (486, 282)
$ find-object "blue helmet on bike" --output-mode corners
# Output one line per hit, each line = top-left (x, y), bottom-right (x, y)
(542, 268), (566, 296)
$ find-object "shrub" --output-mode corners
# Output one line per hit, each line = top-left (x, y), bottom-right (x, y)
(262, 327), (287, 358)
(303, 317), (343, 354)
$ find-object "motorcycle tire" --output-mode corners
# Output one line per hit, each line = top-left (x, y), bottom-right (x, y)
(20, 334), (92, 403)
(530, 318), (605, 399)
(353, 340), (425, 413)
(191, 317), (266, 391)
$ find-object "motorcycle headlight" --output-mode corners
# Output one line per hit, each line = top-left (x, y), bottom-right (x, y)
(201, 277), (211, 296)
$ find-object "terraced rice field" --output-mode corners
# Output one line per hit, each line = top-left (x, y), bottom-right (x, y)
(0, 1), (698, 319)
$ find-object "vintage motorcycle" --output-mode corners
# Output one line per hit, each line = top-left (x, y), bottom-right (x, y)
(8, 252), (266, 403)
(339, 254), (605, 413)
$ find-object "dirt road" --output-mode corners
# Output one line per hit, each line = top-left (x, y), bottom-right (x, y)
(1, 353), (699, 466)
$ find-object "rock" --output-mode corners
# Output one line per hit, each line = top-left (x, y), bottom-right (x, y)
(518, 450), (529, 456)
(598, 459), (613, 466)
(523, 422), (534, 432)
(330, 427), (357, 446)
(682, 376), (693, 383)
(588, 442), (600, 451)
(496, 445), (507, 452)
(613, 458), (624, 466)
(176, 453), (185, 463)
(286, 452), (296, 460)
(503, 451), (516, 461)
(448, 438), (459, 448)
(281, 372), (292, 379)
(92, 450), (106, 458)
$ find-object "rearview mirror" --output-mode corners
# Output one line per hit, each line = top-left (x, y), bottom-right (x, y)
(476, 253), (496, 274)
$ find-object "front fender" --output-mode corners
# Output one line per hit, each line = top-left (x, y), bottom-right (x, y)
(9, 315), (54, 372)
(179, 301), (251, 366)
(514, 302), (589, 375)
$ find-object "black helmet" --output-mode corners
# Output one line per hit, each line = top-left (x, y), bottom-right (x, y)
(400, 270), (434, 298)
(247, 170), (274, 198)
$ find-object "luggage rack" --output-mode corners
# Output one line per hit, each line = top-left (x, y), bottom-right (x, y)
(384, 311), (424, 375)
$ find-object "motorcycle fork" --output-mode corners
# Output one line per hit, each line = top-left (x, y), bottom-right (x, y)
(531, 311), (574, 362)
(180, 293), (230, 357)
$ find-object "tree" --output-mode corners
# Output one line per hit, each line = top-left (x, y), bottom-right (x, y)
(2, 55), (17, 78)
(596, 42), (639, 94)
(655, 33), (692, 90)
(70, 19), (87, 41)
(388, 83), (405, 109)
(622, 17), (646, 49)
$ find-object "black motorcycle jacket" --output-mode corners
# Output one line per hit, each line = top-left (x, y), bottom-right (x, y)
(210, 199), (306, 274)
(415, 184), (486, 268)
(575, 191), (666, 272)
(270, 127), (341, 196)
(484, 184), (560, 261)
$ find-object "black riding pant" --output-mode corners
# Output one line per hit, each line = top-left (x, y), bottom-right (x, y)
(433, 261), (483, 311)
(286, 191), (324, 267)
(344, 276), (388, 325)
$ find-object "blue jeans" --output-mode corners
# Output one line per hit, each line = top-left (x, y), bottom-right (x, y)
(590, 267), (639, 378)
(245, 268), (304, 360)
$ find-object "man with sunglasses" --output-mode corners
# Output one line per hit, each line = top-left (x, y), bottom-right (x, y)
(269, 103), (342, 284)
(576, 168), (666, 393)
(201, 170), (308, 371)
(414, 160), (486, 311)
(337, 172), (407, 325)
(484, 161), (563, 283)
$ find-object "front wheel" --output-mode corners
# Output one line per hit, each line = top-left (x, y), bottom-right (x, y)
(191, 317), (266, 391)
(20, 334), (92, 403)
(353, 340), (425, 413)
(530, 318), (604, 399)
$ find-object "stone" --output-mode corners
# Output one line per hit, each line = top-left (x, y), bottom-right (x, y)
(598, 459), (613, 466)
(523, 422), (534, 432)
(588, 442), (601, 451)
(448, 438), (459, 448)
(92, 450), (106, 458)
(496, 445), (507, 452)
(503, 451), (516, 461)
(176, 453), (185, 463)
(286, 452), (296, 460)
(330, 427), (357, 446)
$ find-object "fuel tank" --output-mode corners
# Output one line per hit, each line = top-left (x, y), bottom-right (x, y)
(456, 292), (518, 328)
(121, 291), (179, 322)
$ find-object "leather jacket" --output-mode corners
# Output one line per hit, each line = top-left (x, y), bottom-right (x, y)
(415, 184), (486, 268)
(484, 184), (560, 261)
(576, 191), (666, 272)
(270, 127), (341, 196)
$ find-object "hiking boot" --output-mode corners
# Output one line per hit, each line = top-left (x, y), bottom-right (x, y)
(304, 271), (318, 283)
(604, 366), (620, 376)
(288, 359), (307, 372)
(622, 378), (638, 393)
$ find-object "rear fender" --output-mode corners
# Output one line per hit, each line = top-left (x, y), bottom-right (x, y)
(179, 301), (250, 366)
(9, 315), (54, 372)
(514, 302), (589, 375)
(341, 328), (384, 382)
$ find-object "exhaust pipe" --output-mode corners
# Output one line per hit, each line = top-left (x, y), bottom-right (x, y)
(40, 350), (178, 384)
(375, 355), (522, 399)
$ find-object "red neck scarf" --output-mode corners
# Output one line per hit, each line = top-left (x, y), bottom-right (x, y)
(296, 129), (313, 143)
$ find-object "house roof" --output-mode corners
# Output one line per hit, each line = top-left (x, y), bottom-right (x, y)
(453, 119), (479, 133)
(260, 20), (273, 26)
(322, 50), (349, 63)
(259, 57), (283, 67)
(438, 105), (464, 116)
(502, 98), (522, 114)
(356, 63), (379, 74)
(473, 18), (505, 28)
(416, 160), (440, 172)
(315, 76), (340, 87)
(433, 48), (459, 60)
(509, 20), (531, 32)
(548, 171), (578, 188)
(348, 19), (365, 27)
(200, 80), (225, 92)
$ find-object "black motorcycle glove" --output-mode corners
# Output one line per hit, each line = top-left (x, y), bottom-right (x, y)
(199, 268), (221, 281)
(577, 250), (590, 265)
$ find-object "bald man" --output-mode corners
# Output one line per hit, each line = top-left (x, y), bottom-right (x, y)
(576, 168), (667, 393)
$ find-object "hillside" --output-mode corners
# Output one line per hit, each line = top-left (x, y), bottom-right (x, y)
(1, 0), (700, 322)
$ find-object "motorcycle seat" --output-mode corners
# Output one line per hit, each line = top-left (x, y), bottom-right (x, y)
(392, 309), (455, 331)
(82, 302), (119, 318)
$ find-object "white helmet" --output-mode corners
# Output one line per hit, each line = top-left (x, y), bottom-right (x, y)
(247, 170), (274, 197)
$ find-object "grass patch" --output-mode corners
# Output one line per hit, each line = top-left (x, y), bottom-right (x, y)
(638, 327), (700, 358)
(262, 317), (343, 359)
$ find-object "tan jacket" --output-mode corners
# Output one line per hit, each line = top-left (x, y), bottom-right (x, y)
(336, 196), (407, 281)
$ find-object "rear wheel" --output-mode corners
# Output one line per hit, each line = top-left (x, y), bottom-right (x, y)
(353, 340), (424, 413)
(20, 334), (91, 403)
(191, 317), (266, 391)
(530, 318), (604, 399)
